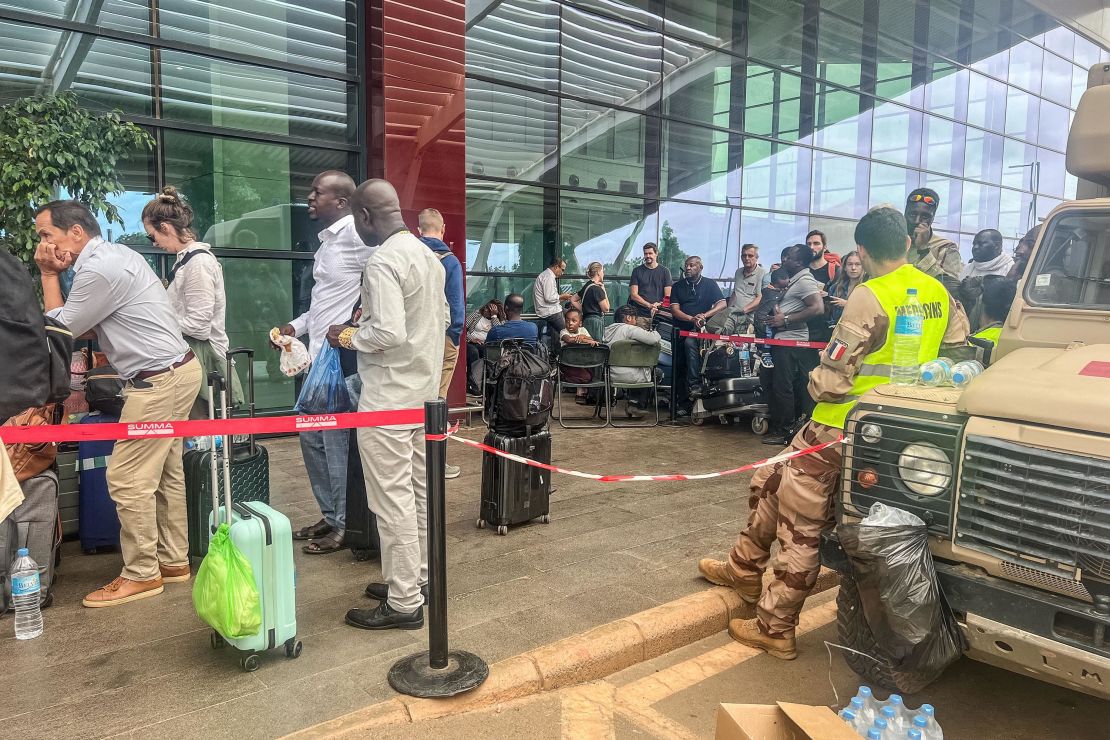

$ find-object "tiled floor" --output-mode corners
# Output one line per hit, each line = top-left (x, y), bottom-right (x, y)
(1, 418), (770, 738)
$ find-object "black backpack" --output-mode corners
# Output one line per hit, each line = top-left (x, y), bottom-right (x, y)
(0, 251), (72, 420)
(489, 341), (555, 436)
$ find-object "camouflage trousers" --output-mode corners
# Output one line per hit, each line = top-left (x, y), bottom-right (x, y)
(728, 420), (843, 637)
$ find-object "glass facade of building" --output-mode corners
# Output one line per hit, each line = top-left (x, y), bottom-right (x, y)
(464, 0), (1108, 311)
(0, 1), (361, 411)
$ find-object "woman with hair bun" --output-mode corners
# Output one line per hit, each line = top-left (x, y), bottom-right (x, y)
(142, 186), (240, 416)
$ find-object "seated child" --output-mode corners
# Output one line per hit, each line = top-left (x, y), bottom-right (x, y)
(560, 308), (599, 403)
(753, 267), (790, 369)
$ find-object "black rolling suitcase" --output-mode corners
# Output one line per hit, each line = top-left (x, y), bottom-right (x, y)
(344, 426), (380, 560)
(478, 430), (551, 535)
(185, 347), (269, 563)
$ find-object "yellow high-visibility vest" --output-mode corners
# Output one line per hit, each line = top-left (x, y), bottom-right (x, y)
(973, 325), (1002, 345)
(811, 265), (950, 429)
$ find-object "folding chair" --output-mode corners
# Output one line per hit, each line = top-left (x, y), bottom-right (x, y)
(556, 344), (610, 428)
(607, 340), (661, 428)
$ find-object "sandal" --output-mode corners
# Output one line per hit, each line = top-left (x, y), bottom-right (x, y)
(293, 518), (332, 541)
(303, 529), (346, 555)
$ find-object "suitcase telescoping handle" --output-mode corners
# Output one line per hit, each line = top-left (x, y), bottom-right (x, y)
(206, 371), (222, 534)
(225, 347), (256, 456)
(217, 373), (234, 527)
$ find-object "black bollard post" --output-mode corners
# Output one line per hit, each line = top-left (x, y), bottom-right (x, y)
(388, 399), (488, 698)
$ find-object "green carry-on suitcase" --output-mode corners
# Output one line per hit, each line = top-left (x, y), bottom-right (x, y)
(186, 347), (269, 564)
(202, 372), (300, 671)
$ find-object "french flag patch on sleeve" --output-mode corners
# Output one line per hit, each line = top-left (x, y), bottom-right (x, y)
(826, 339), (848, 361)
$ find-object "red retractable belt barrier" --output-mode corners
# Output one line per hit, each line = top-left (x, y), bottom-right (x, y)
(0, 409), (425, 444)
(678, 330), (828, 350)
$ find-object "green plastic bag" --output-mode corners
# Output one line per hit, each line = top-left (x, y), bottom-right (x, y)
(193, 523), (262, 638)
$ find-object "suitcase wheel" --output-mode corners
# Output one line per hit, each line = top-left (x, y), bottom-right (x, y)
(476, 519), (486, 530)
(351, 548), (374, 562)
(240, 653), (261, 672)
(540, 514), (550, 524)
(210, 631), (225, 650)
(496, 525), (508, 536)
(285, 638), (303, 659)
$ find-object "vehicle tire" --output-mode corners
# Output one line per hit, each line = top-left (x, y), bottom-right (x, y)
(835, 576), (942, 694)
(751, 415), (769, 436)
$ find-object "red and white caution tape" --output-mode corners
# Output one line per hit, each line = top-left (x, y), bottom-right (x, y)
(438, 426), (841, 482)
(678, 330), (828, 350)
(0, 408), (425, 444)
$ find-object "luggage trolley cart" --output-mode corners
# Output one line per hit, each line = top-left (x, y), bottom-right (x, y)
(690, 335), (769, 434)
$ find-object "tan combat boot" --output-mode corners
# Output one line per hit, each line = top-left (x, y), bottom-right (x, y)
(697, 558), (762, 604)
(727, 618), (797, 660)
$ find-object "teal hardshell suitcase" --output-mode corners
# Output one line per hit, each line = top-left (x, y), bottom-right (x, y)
(202, 371), (300, 672)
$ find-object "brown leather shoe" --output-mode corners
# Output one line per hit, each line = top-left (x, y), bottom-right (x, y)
(82, 576), (164, 608)
(728, 618), (797, 660)
(159, 563), (191, 583)
(698, 558), (762, 604)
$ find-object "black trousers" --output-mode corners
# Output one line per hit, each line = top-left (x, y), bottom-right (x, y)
(769, 346), (819, 434)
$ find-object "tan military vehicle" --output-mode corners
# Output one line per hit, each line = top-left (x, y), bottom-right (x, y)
(821, 64), (1110, 699)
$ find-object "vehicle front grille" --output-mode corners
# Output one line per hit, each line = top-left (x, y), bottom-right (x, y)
(956, 435), (1110, 582)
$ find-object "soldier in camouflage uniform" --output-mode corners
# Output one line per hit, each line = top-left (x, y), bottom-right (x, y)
(698, 206), (969, 660)
(904, 187), (963, 297)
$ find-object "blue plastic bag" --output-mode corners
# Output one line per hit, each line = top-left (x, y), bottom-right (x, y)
(294, 344), (353, 414)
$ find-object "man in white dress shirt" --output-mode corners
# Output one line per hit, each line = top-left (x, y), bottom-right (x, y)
(34, 200), (202, 607)
(533, 256), (573, 354)
(275, 171), (375, 554)
(328, 179), (446, 630)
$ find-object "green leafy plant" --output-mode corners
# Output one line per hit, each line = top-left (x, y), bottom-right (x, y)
(0, 92), (153, 267)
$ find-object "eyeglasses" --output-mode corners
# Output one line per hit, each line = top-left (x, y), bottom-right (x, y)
(145, 233), (156, 243)
(908, 194), (937, 205)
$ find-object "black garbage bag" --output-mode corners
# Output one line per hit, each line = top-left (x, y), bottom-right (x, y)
(837, 504), (967, 689)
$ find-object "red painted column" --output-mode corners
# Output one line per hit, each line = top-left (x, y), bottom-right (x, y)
(367, 0), (467, 409)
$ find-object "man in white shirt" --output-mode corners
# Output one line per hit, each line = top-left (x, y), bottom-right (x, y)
(727, 243), (771, 332)
(34, 200), (202, 608)
(533, 257), (573, 353)
(328, 179), (447, 630)
(276, 171), (375, 554)
(604, 305), (662, 417)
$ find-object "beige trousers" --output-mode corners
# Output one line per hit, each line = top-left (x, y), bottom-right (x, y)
(438, 337), (460, 399)
(107, 358), (203, 581)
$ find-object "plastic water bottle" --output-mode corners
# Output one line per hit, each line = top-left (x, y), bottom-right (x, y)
(867, 730), (883, 740)
(919, 705), (943, 740)
(839, 708), (857, 728)
(881, 705), (905, 737)
(908, 730), (923, 740)
(918, 358), (954, 386)
(854, 686), (879, 726)
(950, 360), (984, 388)
(911, 715), (929, 740)
(11, 548), (43, 640)
(886, 695), (909, 734)
(891, 288), (924, 385)
(872, 717), (890, 740)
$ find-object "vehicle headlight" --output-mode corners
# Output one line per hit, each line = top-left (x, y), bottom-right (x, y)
(897, 442), (952, 496)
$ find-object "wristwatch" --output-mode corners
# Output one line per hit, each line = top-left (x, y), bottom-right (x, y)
(784, 314), (792, 327)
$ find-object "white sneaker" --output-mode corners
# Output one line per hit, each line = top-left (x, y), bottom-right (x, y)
(445, 464), (461, 479)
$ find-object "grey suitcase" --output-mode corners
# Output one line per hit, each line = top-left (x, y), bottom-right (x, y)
(1, 469), (62, 612)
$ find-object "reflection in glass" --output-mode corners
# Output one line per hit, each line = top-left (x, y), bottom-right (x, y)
(164, 130), (349, 251)
(869, 163), (919, 210)
(740, 210), (809, 256)
(566, 0), (663, 31)
(871, 103), (920, 168)
(745, 66), (801, 141)
(666, 0), (742, 49)
(1001, 137), (1038, 191)
(561, 99), (647, 195)
(1036, 99), (1069, 153)
(814, 86), (871, 158)
(1036, 148), (1066, 198)
(923, 63), (967, 121)
(1008, 40), (1043, 94)
(741, 139), (811, 215)
(160, 50), (349, 142)
(998, 187), (1033, 239)
(561, 6), (661, 109)
(466, 181), (550, 275)
(748, 0), (806, 70)
(921, 116), (963, 177)
(467, 0), (559, 89)
(561, 192), (656, 277)
(818, 12), (863, 89)
(0, 21), (64, 105)
(960, 182), (1000, 235)
(662, 40), (738, 129)
(963, 128), (1003, 184)
(661, 121), (734, 203)
(93, 143), (157, 246)
(812, 151), (869, 220)
(71, 38), (152, 115)
(466, 79), (557, 182)
(221, 255), (302, 411)
(966, 71), (1007, 133)
(657, 200), (740, 280)
(1004, 86), (1039, 139)
(1040, 50), (1075, 108)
